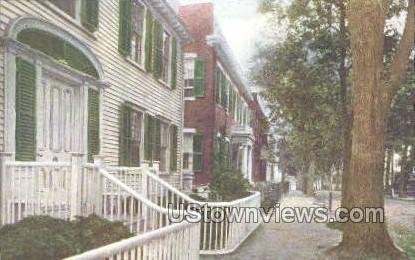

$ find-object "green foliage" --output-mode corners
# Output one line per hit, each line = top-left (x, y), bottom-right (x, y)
(326, 221), (344, 231)
(253, 0), (348, 180)
(0, 215), (132, 260)
(73, 215), (132, 252)
(209, 134), (251, 201)
(210, 170), (251, 201)
(393, 226), (415, 259)
(0, 216), (81, 260)
(387, 78), (415, 149)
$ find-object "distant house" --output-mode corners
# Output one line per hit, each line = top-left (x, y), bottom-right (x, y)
(179, 3), (275, 187)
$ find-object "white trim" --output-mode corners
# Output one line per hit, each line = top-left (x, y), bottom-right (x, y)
(184, 53), (198, 59)
(5, 16), (105, 81)
(207, 32), (252, 101)
(183, 128), (197, 134)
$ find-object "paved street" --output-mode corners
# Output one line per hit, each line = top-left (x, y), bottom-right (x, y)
(202, 192), (415, 260)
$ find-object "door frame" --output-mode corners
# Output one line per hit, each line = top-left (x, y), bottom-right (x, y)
(4, 48), (106, 162)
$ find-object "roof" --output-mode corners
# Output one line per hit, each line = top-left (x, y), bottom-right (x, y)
(207, 18), (253, 101)
(146, 0), (193, 45)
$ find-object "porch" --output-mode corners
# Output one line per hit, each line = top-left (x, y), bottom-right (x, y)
(0, 154), (261, 258)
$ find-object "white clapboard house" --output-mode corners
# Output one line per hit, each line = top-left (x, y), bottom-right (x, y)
(0, 1), (261, 258)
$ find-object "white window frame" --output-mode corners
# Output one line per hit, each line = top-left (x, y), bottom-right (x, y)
(160, 30), (172, 86)
(184, 57), (196, 100)
(46, 0), (83, 25)
(128, 1), (147, 69)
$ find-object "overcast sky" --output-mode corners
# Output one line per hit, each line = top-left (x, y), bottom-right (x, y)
(179, 0), (266, 75)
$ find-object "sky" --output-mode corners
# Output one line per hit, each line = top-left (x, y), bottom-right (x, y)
(179, 0), (267, 75)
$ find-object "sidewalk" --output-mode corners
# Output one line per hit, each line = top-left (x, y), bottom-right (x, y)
(202, 192), (342, 260)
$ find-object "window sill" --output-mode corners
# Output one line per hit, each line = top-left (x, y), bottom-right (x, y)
(125, 58), (146, 73)
(158, 79), (173, 90)
(184, 97), (196, 101)
(41, 2), (97, 40)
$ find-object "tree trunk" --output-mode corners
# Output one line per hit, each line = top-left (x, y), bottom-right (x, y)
(332, 1), (403, 258)
(338, 0), (353, 210)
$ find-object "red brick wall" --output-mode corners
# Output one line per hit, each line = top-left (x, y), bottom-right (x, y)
(250, 95), (268, 182)
(180, 4), (268, 185)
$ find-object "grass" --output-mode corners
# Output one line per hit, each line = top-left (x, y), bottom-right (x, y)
(326, 222), (415, 259)
(391, 225), (415, 260)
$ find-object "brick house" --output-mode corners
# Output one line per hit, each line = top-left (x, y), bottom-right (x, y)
(179, 3), (272, 187)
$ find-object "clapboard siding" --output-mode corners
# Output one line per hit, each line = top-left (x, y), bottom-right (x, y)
(0, 45), (4, 151)
(0, 0), (185, 173)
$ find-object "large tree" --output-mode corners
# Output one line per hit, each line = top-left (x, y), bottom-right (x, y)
(256, 0), (415, 258)
(334, 0), (414, 258)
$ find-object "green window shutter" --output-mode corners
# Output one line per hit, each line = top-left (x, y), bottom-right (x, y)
(81, 0), (99, 32)
(144, 114), (151, 161)
(194, 58), (206, 97)
(154, 118), (161, 161)
(118, 0), (133, 57)
(145, 10), (154, 72)
(170, 125), (178, 171)
(88, 89), (100, 162)
(220, 73), (227, 108)
(15, 58), (37, 162)
(152, 20), (163, 79)
(231, 88), (235, 116)
(193, 134), (203, 172)
(171, 38), (178, 89)
(119, 104), (132, 166)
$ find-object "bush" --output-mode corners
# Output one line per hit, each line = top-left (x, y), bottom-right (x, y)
(73, 215), (132, 251)
(0, 215), (132, 260)
(210, 170), (251, 201)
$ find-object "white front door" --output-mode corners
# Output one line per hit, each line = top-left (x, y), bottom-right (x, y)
(37, 76), (81, 162)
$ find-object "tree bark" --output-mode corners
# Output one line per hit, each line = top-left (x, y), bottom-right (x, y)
(331, 1), (414, 258)
(337, 0), (353, 211)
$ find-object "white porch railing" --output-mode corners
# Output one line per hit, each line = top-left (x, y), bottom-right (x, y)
(1, 161), (73, 225)
(0, 158), (260, 257)
(80, 164), (189, 235)
(113, 167), (262, 255)
(65, 220), (200, 260)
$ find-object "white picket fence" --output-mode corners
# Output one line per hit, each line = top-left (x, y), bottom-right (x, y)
(0, 161), (73, 225)
(65, 221), (200, 260)
(113, 167), (262, 255)
(0, 158), (261, 257)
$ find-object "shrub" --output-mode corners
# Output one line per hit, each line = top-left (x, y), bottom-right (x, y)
(74, 215), (131, 251)
(0, 215), (132, 260)
(210, 170), (251, 201)
(0, 216), (81, 260)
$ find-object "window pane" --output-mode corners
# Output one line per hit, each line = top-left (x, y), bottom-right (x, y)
(184, 88), (194, 98)
(50, 0), (76, 18)
(185, 60), (195, 80)
(131, 2), (145, 63)
(193, 154), (203, 171)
